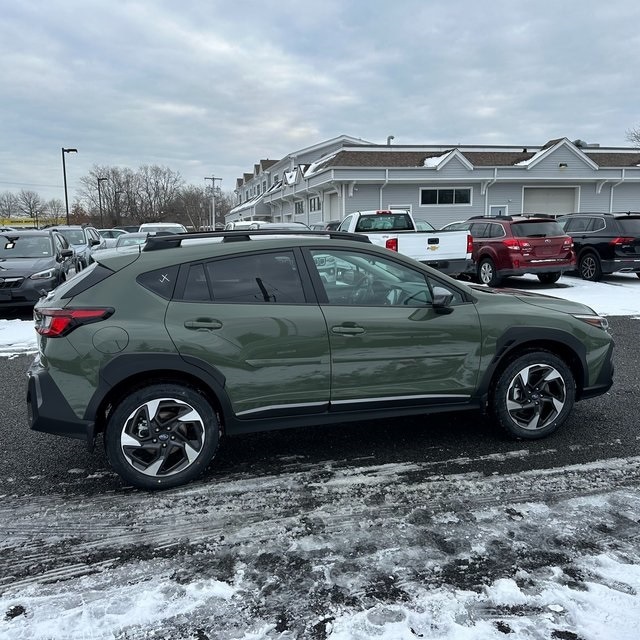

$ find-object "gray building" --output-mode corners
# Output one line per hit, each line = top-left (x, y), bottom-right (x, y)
(228, 135), (640, 228)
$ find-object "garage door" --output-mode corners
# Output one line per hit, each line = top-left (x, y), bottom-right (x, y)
(523, 188), (576, 215)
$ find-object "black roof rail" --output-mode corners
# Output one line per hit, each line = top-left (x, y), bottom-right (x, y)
(142, 229), (372, 251)
(468, 215), (514, 221)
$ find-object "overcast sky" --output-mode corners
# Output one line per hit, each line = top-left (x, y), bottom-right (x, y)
(2, 0), (640, 205)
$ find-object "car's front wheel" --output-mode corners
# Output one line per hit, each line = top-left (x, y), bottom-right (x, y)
(490, 351), (575, 439)
(537, 272), (561, 284)
(105, 383), (220, 490)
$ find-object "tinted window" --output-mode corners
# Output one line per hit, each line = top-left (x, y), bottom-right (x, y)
(617, 217), (640, 235)
(137, 265), (179, 299)
(487, 223), (505, 238)
(511, 221), (565, 237)
(206, 251), (305, 304)
(562, 217), (590, 232)
(355, 214), (413, 232)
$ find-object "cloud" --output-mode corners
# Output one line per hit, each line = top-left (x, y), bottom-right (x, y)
(2, 0), (640, 202)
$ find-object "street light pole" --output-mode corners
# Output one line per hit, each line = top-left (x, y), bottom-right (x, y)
(61, 147), (78, 225)
(97, 177), (108, 228)
(204, 176), (222, 229)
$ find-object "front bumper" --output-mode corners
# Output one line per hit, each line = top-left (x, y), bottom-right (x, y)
(0, 277), (58, 307)
(26, 357), (96, 447)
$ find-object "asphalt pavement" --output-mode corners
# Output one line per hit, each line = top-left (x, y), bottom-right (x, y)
(0, 316), (637, 496)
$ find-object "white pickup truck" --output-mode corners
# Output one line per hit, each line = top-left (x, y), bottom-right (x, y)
(337, 210), (472, 275)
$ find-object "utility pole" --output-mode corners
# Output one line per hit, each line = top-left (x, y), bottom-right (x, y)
(204, 176), (222, 229)
(97, 177), (108, 228)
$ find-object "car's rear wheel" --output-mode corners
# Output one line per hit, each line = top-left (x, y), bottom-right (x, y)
(105, 383), (220, 490)
(478, 258), (501, 287)
(537, 272), (561, 284)
(578, 252), (602, 281)
(490, 351), (575, 439)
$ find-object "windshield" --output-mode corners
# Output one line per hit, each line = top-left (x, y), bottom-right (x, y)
(56, 229), (86, 244)
(117, 235), (147, 247)
(0, 235), (53, 258)
(140, 225), (186, 233)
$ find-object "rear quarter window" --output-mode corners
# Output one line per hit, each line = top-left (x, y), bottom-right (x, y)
(137, 265), (180, 299)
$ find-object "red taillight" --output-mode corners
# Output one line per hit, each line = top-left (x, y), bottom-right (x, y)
(385, 238), (398, 252)
(35, 307), (114, 338)
(562, 238), (574, 250)
(503, 238), (527, 251)
(466, 234), (474, 254)
(610, 237), (634, 246)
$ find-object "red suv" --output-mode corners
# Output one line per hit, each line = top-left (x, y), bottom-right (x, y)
(465, 215), (576, 286)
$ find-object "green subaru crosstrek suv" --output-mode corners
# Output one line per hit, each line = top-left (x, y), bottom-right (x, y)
(27, 230), (614, 490)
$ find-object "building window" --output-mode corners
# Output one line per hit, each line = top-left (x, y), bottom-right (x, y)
(420, 188), (472, 206)
(262, 181), (267, 192)
(309, 196), (321, 212)
(295, 201), (304, 215)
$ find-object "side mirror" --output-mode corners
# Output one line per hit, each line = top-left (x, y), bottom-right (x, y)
(433, 291), (454, 315)
(89, 238), (101, 247)
(60, 249), (74, 260)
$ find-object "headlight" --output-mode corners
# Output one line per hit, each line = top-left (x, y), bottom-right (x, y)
(573, 314), (609, 331)
(30, 268), (56, 280)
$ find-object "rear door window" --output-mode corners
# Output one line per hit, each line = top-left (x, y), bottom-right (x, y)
(181, 251), (306, 304)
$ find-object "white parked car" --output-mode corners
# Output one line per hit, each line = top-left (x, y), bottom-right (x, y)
(138, 222), (187, 234)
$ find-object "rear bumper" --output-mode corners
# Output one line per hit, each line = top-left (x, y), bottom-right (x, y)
(496, 264), (575, 277)
(602, 257), (640, 274)
(420, 258), (473, 275)
(26, 358), (96, 447)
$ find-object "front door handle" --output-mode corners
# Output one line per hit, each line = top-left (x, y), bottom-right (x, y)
(184, 318), (223, 330)
(331, 324), (365, 335)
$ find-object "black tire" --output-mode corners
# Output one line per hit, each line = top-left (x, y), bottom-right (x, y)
(105, 383), (220, 490)
(537, 272), (561, 284)
(578, 252), (602, 281)
(477, 258), (502, 287)
(490, 351), (575, 439)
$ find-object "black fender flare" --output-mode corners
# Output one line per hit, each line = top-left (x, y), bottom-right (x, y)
(85, 352), (233, 428)
(475, 326), (587, 400)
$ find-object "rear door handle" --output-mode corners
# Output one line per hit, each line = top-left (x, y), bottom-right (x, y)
(184, 318), (223, 330)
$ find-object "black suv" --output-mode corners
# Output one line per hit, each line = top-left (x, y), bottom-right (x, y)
(557, 212), (640, 281)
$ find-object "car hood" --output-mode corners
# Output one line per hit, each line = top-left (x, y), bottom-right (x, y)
(0, 257), (55, 275)
(470, 285), (597, 315)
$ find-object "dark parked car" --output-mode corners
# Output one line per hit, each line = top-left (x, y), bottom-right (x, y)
(556, 212), (640, 281)
(463, 215), (576, 286)
(28, 230), (613, 489)
(0, 229), (74, 307)
(49, 225), (105, 271)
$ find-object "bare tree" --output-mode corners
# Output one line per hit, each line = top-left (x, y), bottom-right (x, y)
(625, 127), (640, 147)
(17, 190), (45, 219)
(43, 198), (65, 226)
(0, 191), (19, 219)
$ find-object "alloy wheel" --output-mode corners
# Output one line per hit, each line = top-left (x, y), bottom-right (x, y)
(505, 363), (566, 431)
(120, 397), (206, 477)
